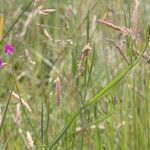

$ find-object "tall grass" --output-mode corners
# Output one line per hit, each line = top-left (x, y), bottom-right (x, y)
(0, 0), (150, 149)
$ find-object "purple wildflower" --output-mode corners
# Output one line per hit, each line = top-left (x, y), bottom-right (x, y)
(0, 59), (3, 69)
(4, 44), (14, 56)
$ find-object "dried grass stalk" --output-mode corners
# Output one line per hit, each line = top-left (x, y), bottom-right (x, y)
(39, 9), (55, 15)
(15, 103), (21, 126)
(10, 91), (32, 112)
(98, 19), (134, 37)
(26, 131), (34, 149)
(18, 5), (43, 37)
(54, 76), (61, 106)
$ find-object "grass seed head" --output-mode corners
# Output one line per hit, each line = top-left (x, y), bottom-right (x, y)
(78, 43), (92, 75)
(26, 131), (34, 150)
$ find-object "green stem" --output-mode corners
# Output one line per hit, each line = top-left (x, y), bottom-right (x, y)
(48, 25), (150, 149)
(0, 86), (14, 134)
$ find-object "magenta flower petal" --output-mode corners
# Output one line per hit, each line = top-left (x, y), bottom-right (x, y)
(0, 59), (3, 69)
(4, 44), (14, 56)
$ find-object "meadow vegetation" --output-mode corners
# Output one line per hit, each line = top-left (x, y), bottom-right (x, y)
(0, 0), (150, 149)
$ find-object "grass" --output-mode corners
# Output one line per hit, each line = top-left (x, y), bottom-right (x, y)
(0, 0), (150, 149)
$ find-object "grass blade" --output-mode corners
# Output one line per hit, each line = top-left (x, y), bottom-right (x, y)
(48, 24), (150, 149)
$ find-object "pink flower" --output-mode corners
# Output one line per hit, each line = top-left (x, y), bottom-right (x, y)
(4, 44), (14, 56)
